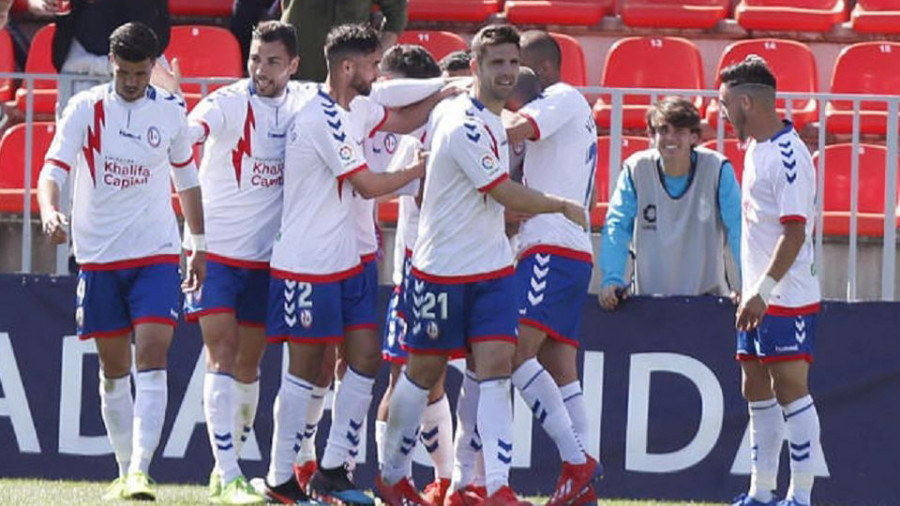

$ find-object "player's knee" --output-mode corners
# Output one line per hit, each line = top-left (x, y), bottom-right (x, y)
(772, 377), (809, 405)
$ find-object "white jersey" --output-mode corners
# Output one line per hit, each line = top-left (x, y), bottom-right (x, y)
(516, 82), (596, 259)
(741, 123), (821, 312)
(270, 87), (373, 279)
(385, 128), (426, 286)
(413, 94), (513, 280)
(350, 96), (389, 259)
(43, 83), (194, 266)
(189, 80), (316, 266)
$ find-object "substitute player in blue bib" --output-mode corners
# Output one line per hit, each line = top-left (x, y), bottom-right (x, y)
(375, 25), (590, 506)
(719, 56), (825, 506)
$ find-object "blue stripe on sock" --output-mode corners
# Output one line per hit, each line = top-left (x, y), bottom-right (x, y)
(284, 375), (313, 391)
(784, 402), (814, 419)
(520, 368), (545, 391)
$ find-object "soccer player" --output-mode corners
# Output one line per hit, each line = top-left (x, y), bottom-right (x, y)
(719, 56), (824, 506)
(375, 24), (589, 506)
(182, 20), (314, 505)
(501, 30), (601, 506)
(36, 22), (205, 502)
(264, 23), (447, 506)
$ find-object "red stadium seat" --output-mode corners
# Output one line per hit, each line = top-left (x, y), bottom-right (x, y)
(407, 0), (501, 23)
(504, 0), (614, 26)
(15, 24), (58, 114)
(165, 26), (243, 110)
(550, 33), (587, 87)
(826, 41), (900, 135)
(735, 0), (848, 32)
(397, 31), (467, 62)
(620, 0), (730, 29)
(0, 122), (56, 213)
(700, 139), (747, 185)
(593, 37), (705, 130)
(0, 29), (16, 102)
(852, 0), (900, 33)
(707, 39), (819, 130)
(813, 143), (900, 236)
(593, 136), (651, 227)
(169, 0), (232, 17)
(377, 199), (400, 224)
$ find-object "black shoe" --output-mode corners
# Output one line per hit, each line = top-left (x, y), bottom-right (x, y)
(308, 466), (373, 505)
(265, 476), (317, 505)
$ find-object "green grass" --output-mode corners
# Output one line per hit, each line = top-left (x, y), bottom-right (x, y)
(0, 478), (718, 505)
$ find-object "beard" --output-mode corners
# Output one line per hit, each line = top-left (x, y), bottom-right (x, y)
(350, 74), (372, 96)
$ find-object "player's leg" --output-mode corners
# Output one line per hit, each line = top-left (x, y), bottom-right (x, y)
(293, 343), (335, 490)
(420, 368), (453, 506)
(539, 341), (587, 452)
(377, 362), (405, 470)
(377, 286), (408, 472)
(446, 354), (487, 506)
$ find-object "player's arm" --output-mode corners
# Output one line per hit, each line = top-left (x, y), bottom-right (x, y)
(186, 94), (228, 145)
(170, 126), (206, 293)
(503, 111), (537, 144)
(347, 155), (425, 199)
(37, 165), (69, 244)
(377, 82), (465, 135)
(487, 178), (587, 231)
(597, 167), (638, 311)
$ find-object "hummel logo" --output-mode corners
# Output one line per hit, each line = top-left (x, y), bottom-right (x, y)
(535, 253), (550, 266)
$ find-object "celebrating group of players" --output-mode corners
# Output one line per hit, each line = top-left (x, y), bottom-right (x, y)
(35, 12), (825, 506)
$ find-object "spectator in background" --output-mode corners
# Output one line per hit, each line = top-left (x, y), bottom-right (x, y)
(230, 0), (280, 70)
(439, 50), (471, 77)
(280, 0), (407, 82)
(598, 96), (742, 310)
(28, 0), (170, 101)
(0, 0), (12, 30)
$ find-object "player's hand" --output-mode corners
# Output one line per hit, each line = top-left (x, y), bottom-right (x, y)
(151, 57), (183, 96)
(598, 284), (627, 311)
(729, 290), (741, 306)
(438, 79), (469, 100)
(182, 250), (206, 293)
(40, 209), (69, 244)
(410, 148), (427, 178)
(560, 199), (589, 232)
(735, 294), (766, 331)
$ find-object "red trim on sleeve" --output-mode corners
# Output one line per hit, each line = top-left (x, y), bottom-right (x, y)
(519, 245), (593, 265)
(411, 265), (514, 284)
(271, 263), (363, 283)
(369, 107), (389, 138)
(80, 254), (180, 271)
(766, 302), (820, 316)
(780, 215), (807, 224)
(198, 120), (210, 143)
(519, 112), (541, 141)
(171, 157), (194, 168)
(337, 163), (368, 182)
(207, 253), (269, 270)
(478, 172), (509, 193)
(46, 158), (71, 172)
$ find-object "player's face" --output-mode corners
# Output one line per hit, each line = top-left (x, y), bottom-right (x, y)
(248, 39), (299, 98)
(652, 122), (698, 162)
(719, 83), (749, 142)
(473, 43), (520, 103)
(111, 55), (153, 102)
(349, 50), (381, 96)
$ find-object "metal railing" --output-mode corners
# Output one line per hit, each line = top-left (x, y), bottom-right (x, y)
(1, 74), (898, 300)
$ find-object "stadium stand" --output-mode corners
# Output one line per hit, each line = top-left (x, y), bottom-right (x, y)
(592, 37), (705, 130)
(406, 0), (501, 23)
(168, 0), (232, 17)
(619, 0), (731, 30)
(164, 25), (242, 110)
(0, 28), (15, 102)
(14, 23), (57, 115)
(827, 41), (900, 136)
(701, 138), (747, 185)
(815, 143), (900, 236)
(504, 0), (614, 26)
(593, 135), (651, 227)
(549, 32), (587, 87)
(0, 121), (54, 213)
(706, 39), (819, 131)
(851, 0), (900, 34)
(397, 30), (467, 62)
(734, 0), (848, 32)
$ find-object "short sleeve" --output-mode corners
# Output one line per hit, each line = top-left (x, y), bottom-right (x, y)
(449, 117), (508, 192)
(772, 142), (815, 223)
(169, 113), (196, 168)
(517, 87), (574, 141)
(187, 94), (228, 144)
(351, 95), (388, 138)
(44, 96), (90, 171)
(386, 135), (421, 196)
(308, 112), (369, 180)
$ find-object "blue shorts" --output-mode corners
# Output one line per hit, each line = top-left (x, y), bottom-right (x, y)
(736, 311), (818, 363)
(382, 286), (408, 363)
(184, 256), (269, 327)
(516, 247), (592, 347)
(404, 268), (519, 358)
(343, 258), (379, 332)
(76, 261), (181, 340)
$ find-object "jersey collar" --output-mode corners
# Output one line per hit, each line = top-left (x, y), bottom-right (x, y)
(769, 120), (794, 143)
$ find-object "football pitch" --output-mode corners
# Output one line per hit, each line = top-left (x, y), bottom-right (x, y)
(0, 479), (718, 505)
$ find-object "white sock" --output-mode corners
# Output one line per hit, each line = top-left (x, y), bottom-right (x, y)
(267, 373), (312, 486)
(204, 373), (240, 483)
(321, 367), (374, 470)
(783, 395), (821, 505)
(421, 394), (454, 480)
(512, 358), (585, 464)
(748, 398), (784, 502)
(233, 378), (259, 459)
(296, 384), (328, 465)
(375, 419), (388, 468)
(129, 369), (167, 475)
(99, 373), (133, 478)
(477, 378), (513, 496)
(559, 381), (589, 452)
(382, 373), (428, 485)
(451, 370), (483, 491)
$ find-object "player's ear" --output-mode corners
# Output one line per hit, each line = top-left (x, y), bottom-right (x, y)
(289, 55), (300, 76)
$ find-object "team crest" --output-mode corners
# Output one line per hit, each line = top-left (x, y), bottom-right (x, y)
(480, 154), (498, 172)
(338, 145), (353, 161)
(426, 321), (440, 340)
(300, 309), (313, 328)
(146, 126), (161, 148)
(384, 133), (398, 154)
